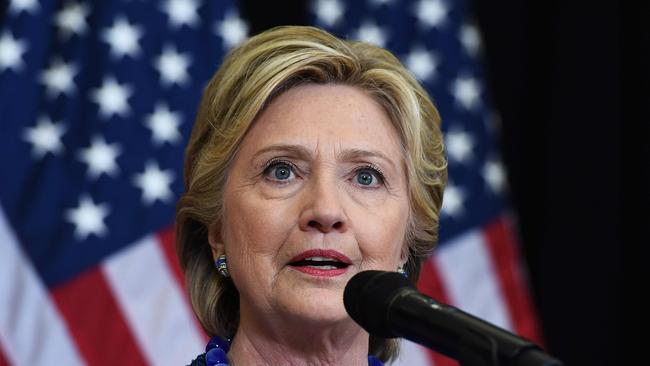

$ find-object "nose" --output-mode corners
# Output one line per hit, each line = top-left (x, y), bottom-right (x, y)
(298, 175), (348, 233)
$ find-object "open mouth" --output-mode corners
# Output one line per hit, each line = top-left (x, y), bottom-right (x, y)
(287, 250), (352, 276)
(289, 256), (350, 270)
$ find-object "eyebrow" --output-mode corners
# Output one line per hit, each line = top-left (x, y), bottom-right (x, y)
(251, 144), (398, 170)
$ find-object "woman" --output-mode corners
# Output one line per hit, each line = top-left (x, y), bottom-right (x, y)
(176, 26), (447, 365)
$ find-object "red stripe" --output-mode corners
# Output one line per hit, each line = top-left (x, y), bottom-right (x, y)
(0, 341), (10, 366)
(483, 215), (544, 345)
(50, 267), (148, 366)
(417, 258), (460, 366)
(157, 226), (209, 343)
(157, 226), (187, 292)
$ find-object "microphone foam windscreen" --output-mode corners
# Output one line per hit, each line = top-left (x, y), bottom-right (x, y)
(343, 270), (414, 338)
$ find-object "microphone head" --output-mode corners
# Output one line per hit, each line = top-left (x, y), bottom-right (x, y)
(344, 270), (414, 338)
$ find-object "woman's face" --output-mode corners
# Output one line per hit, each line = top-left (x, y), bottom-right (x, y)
(212, 84), (410, 329)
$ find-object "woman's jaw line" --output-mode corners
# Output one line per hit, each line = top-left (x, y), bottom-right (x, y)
(231, 300), (371, 366)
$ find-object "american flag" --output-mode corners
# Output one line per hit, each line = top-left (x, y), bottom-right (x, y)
(0, 0), (247, 364)
(310, 0), (543, 365)
(0, 0), (541, 365)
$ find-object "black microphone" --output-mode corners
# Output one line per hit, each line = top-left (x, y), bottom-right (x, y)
(344, 270), (563, 366)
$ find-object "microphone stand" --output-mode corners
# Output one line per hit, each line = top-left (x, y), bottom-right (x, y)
(391, 293), (564, 366)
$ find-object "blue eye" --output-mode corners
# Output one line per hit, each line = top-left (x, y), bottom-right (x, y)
(273, 165), (292, 180)
(356, 170), (375, 185)
(263, 160), (296, 182)
(355, 166), (384, 187)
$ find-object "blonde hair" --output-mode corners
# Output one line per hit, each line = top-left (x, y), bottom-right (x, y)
(176, 25), (447, 362)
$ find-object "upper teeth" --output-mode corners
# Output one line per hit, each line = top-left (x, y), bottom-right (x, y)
(305, 257), (333, 261)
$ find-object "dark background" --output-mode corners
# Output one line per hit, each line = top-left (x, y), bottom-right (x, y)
(240, 1), (635, 365)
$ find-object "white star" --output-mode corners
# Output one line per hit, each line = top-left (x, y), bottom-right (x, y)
(445, 129), (474, 163)
(414, 0), (448, 28)
(40, 58), (77, 98)
(101, 16), (143, 59)
(461, 23), (481, 56)
(451, 76), (481, 110)
(90, 77), (133, 119)
(78, 136), (122, 179)
(313, 0), (344, 27)
(215, 12), (249, 49)
(10, 0), (39, 14)
(133, 162), (175, 205)
(0, 31), (28, 72)
(65, 195), (110, 240)
(55, 2), (90, 39)
(354, 21), (388, 47)
(161, 0), (200, 28)
(441, 182), (466, 218)
(483, 159), (507, 193)
(145, 103), (183, 146)
(22, 117), (66, 158)
(405, 47), (438, 81)
(154, 45), (191, 87)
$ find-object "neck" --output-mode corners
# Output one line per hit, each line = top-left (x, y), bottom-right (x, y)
(228, 310), (370, 366)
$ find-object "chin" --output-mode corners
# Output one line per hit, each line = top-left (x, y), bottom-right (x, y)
(280, 286), (350, 326)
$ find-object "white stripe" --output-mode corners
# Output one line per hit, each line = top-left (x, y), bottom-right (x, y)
(390, 339), (432, 366)
(433, 229), (512, 330)
(102, 235), (204, 366)
(0, 208), (85, 366)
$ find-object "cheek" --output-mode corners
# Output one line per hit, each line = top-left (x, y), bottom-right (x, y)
(222, 191), (294, 273)
(355, 199), (409, 268)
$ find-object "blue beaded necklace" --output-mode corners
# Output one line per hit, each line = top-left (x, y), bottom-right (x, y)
(202, 335), (384, 366)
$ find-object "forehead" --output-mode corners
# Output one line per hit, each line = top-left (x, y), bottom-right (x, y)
(240, 84), (404, 160)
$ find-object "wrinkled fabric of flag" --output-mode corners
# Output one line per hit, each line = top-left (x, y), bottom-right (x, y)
(0, 0), (541, 365)
(0, 0), (246, 364)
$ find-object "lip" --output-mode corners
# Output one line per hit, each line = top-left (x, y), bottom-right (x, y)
(288, 249), (352, 264)
(287, 249), (352, 278)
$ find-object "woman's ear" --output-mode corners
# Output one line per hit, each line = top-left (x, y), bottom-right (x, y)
(207, 222), (224, 260)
